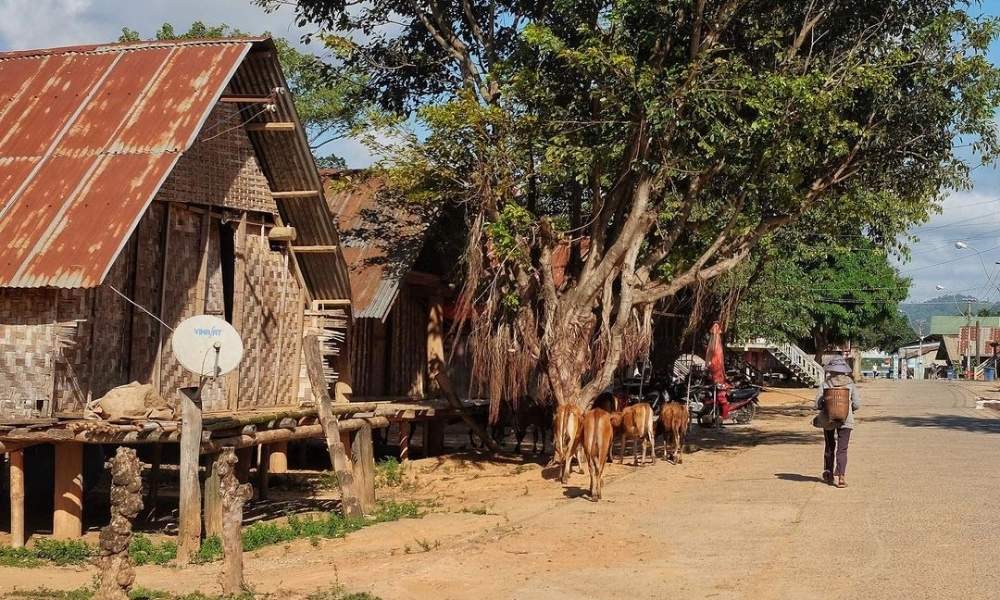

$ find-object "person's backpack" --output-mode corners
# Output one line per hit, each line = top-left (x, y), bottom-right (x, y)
(823, 386), (851, 425)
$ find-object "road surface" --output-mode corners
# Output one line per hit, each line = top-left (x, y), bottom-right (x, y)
(3, 380), (998, 599)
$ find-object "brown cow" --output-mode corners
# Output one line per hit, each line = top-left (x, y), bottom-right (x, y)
(659, 401), (689, 463)
(553, 404), (586, 484)
(617, 403), (656, 466)
(582, 408), (618, 501)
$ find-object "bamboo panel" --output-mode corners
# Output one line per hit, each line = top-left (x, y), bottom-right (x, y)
(89, 235), (135, 400)
(387, 288), (427, 397)
(129, 203), (166, 383)
(51, 290), (90, 414)
(0, 289), (59, 418)
(205, 217), (225, 316)
(236, 230), (267, 409)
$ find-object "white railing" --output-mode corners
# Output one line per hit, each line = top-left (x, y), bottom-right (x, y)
(774, 342), (824, 386)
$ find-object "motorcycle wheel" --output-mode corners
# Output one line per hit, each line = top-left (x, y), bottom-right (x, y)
(733, 403), (757, 425)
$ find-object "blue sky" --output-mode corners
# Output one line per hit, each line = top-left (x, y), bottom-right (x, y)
(1, 0), (999, 305)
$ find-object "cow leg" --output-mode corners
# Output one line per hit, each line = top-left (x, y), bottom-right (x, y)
(676, 432), (684, 464)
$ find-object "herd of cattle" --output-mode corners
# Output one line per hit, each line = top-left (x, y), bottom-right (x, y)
(484, 393), (690, 501)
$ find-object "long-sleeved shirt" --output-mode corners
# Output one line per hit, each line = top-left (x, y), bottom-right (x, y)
(814, 374), (861, 430)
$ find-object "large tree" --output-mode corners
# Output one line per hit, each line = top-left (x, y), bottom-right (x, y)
(269, 0), (1000, 408)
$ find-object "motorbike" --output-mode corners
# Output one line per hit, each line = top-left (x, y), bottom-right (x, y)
(678, 377), (760, 427)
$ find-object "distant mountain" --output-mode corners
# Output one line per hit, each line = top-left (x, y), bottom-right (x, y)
(901, 294), (1000, 330)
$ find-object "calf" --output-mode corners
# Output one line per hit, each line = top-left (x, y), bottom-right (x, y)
(553, 404), (586, 484)
(617, 403), (656, 466)
(582, 408), (618, 501)
(659, 401), (689, 463)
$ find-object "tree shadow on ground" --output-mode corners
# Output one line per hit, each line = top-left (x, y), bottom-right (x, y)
(862, 414), (1000, 434)
(775, 473), (824, 483)
(689, 426), (822, 452)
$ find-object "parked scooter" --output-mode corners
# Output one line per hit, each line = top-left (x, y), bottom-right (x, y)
(679, 378), (760, 427)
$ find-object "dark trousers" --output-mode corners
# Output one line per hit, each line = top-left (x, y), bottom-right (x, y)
(823, 427), (851, 476)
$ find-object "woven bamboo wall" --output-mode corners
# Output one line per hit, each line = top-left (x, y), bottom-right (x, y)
(157, 103), (277, 215)
(349, 317), (387, 397)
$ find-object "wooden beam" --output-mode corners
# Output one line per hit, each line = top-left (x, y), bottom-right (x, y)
(177, 388), (203, 563)
(351, 425), (376, 513)
(305, 334), (364, 518)
(9, 450), (24, 547)
(271, 190), (321, 198)
(245, 122), (296, 132)
(291, 245), (339, 253)
(203, 455), (222, 538)
(202, 417), (387, 452)
(219, 94), (273, 104)
(53, 443), (83, 539)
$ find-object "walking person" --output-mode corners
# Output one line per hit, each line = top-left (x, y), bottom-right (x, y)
(814, 357), (860, 488)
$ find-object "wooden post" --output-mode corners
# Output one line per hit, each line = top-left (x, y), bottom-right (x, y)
(304, 334), (364, 518)
(425, 420), (445, 456)
(430, 358), (498, 452)
(217, 449), (252, 596)
(427, 296), (445, 394)
(177, 387), (203, 563)
(95, 448), (143, 600)
(398, 421), (412, 463)
(351, 424), (376, 513)
(268, 442), (288, 474)
(9, 450), (24, 547)
(53, 443), (84, 539)
(147, 444), (162, 519)
(203, 455), (222, 538)
(257, 445), (270, 501)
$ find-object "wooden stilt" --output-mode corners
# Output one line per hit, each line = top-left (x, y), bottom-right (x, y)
(235, 447), (252, 484)
(53, 443), (84, 539)
(9, 450), (24, 547)
(257, 445), (270, 501)
(268, 442), (288, 474)
(399, 421), (412, 462)
(351, 424), (376, 513)
(177, 387), (203, 563)
(203, 455), (222, 538)
(426, 420), (445, 456)
(147, 444), (162, 518)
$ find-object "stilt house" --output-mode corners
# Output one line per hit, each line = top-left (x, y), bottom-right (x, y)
(0, 38), (362, 539)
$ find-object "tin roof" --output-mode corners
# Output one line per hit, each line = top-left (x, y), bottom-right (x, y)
(0, 39), (255, 287)
(929, 315), (1000, 335)
(0, 37), (351, 302)
(324, 171), (428, 319)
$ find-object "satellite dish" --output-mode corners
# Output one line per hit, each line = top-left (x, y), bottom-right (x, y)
(171, 315), (244, 377)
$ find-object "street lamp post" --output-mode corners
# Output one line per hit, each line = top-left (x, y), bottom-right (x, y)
(954, 242), (996, 377)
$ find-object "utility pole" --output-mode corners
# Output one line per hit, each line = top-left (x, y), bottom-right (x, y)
(916, 319), (926, 380)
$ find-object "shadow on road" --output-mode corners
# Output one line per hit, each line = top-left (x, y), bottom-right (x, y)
(863, 414), (1000, 434)
(691, 428), (822, 451)
(774, 473), (824, 483)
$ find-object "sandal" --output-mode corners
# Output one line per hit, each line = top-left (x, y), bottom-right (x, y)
(822, 470), (833, 485)
(836, 476), (847, 488)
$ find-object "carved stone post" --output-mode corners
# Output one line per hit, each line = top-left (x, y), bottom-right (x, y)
(95, 447), (143, 600)
(217, 448), (252, 596)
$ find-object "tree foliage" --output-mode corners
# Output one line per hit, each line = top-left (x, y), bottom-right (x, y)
(120, 21), (367, 167)
(270, 0), (1000, 406)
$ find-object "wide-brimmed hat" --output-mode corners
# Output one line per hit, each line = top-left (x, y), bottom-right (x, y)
(824, 357), (852, 374)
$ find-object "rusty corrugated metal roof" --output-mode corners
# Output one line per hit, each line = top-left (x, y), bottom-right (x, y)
(0, 39), (256, 287)
(324, 171), (426, 319)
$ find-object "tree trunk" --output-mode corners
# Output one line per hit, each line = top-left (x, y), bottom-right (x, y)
(95, 448), (143, 600)
(217, 448), (252, 596)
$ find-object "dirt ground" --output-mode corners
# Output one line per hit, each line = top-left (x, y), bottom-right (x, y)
(4, 382), (996, 599)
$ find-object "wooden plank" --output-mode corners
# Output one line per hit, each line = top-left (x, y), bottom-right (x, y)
(152, 203), (174, 393)
(225, 215), (247, 411)
(202, 417), (387, 452)
(245, 122), (296, 131)
(270, 190), (320, 198)
(351, 424), (376, 513)
(290, 245), (339, 253)
(304, 334), (364, 518)
(176, 387), (203, 563)
(203, 454), (222, 538)
(195, 211), (212, 311)
(9, 450), (24, 547)
(219, 94), (273, 104)
(52, 443), (83, 539)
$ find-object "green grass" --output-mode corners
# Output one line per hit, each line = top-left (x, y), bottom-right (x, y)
(0, 501), (421, 570)
(374, 458), (404, 488)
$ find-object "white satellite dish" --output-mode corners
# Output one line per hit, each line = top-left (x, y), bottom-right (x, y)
(171, 315), (244, 377)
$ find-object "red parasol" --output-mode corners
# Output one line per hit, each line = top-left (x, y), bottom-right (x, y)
(705, 321), (730, 418)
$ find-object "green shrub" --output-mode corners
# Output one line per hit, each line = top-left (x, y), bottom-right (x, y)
(30, 539), (93, 566)
(129, 534), (177, 566)
(193, 536), (223, 564)
(0, 544), (43, 568)
(374, 458), (404, 488)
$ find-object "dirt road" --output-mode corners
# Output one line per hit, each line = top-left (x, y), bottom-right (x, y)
(4, 380), (999, 599)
